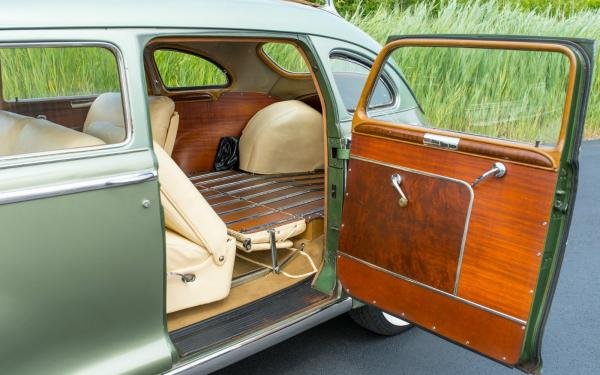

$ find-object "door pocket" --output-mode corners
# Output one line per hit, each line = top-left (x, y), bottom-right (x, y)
(341, 156), (473, 294)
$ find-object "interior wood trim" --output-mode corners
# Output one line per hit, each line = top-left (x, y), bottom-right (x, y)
(256, 42), (313, 81)
(354, 38), (580, 168)
(354, 123), (556, 169)
(345, 155), (474, 294)
(349, 132), (558, 321)
(338, 254), (526, 365)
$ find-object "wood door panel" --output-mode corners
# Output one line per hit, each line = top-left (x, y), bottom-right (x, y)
(338, 255), (525, 365)
(4, 97), (93, 131)
(340, 158), (472, 293)
(349, 133), (557, 320)
(172, 92), (279, 174)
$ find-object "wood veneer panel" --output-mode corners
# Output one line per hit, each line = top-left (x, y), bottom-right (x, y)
(337, 255), (526, 365)
(5, 97), (94, 131)
(172, 92), (279, 174)
(354, 124), (555, 168)
(348, 133), (557, 320)
(340, 158), (472, 293)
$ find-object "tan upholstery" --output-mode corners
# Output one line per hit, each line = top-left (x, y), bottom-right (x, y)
(154, 142), (235, 312)
(0, 110), (104, 156)
(229, 220), (306, 252)
(239, 100), (324, 174)
(84, 93), (179, 154)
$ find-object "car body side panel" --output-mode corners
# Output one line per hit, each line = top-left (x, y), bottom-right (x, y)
(0, 29), (173, 374)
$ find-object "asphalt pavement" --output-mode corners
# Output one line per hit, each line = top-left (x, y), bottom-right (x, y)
(215, 140), (600, 375)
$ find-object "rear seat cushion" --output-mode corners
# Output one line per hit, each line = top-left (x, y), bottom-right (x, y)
(0, 110), (104, 156)
(239, 100), (324, 174)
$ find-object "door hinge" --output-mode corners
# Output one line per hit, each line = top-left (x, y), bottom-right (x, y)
(330, 137), (351, 160)
(553, 189), (569, 213)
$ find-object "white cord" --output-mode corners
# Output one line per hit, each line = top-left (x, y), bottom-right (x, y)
(236, 248), (318, 279)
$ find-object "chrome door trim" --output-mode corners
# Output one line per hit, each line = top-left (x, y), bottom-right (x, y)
(350, 155), (474, 295)
(338, 252), (526, 326)
(0, 170), (157, 205)
(165, 297), (352, 375)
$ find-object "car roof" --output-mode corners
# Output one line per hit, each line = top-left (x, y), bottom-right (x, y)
(0, 0), (380, 50)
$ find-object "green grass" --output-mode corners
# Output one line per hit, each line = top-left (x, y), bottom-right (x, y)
(349, 0), (600, 139)
(0, 0), (598, 139)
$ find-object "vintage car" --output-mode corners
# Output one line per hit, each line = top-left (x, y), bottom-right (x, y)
(0, 0), (594, 373)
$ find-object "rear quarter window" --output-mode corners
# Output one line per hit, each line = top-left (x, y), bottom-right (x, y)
(153, 49), (229, 89)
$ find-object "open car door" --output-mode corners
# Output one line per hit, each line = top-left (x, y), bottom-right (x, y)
(338, 36), (594, 372)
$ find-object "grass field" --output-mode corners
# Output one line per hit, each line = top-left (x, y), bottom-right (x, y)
(0, 0), (598, 139)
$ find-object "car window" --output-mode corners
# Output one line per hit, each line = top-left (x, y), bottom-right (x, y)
(371, 47), (570, 146)
(0, 45), (127, 157)
(330, 55), (393, 112)
(153, 49), (228, 89)
(260, 42), (310, 75)
(0, 47), (119, 100)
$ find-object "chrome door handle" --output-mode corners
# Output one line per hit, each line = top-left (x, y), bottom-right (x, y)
(471, 162), (507, 187)
(391, 174), (409, 207)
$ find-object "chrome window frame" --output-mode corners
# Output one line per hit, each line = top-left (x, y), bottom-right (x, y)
(328, 50), (397, 113)
(0, 41), (133, 161)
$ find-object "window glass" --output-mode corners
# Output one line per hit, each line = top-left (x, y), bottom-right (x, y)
(260, 42), (310, 74)
(370, 47), (569, 146)
(330, 56), (393, 111)
(153, 49), (228, 89)
(0, 47), (119, 100)
(0, 46), (126, 157)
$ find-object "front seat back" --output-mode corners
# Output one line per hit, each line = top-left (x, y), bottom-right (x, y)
(154, 142), (235, 312)
(83, 93), (179, 154)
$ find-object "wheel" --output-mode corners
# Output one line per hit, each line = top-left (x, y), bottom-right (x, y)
(349, 305), (413, 336)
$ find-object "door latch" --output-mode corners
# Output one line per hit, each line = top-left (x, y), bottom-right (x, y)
(391, 174), (409, 207)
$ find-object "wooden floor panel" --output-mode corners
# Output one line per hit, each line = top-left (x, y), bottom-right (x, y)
(192, 170), (325, 234)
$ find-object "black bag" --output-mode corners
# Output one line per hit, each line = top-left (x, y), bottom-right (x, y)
(213, 136), (240, 171)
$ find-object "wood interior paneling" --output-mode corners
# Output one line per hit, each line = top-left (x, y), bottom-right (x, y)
(171, 92), (279, 174)
(337, 255), (526, 365)
(345, 132), (558, 321)
(340, 158), (472, 293)
(4, 97), (95, 131)
(354, 124), (555, 168)
(191, 170), (324, 234)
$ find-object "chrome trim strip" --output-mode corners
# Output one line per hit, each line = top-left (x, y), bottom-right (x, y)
(0, 170), (157, 205)
(351, 155), (474, 295)
(188, 170), (236, 181)
(0, 41), (134, 162)
(423, 133), (460, 150)
(165, 297), (351, 375)
(223, 196), (324, 225)
(339, 252), (526, 325)
(200, 178), (324, 198)
(217, 190), (323, 215)
(211, 186), (324, 208)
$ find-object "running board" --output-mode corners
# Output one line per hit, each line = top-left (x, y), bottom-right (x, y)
(167, 295), (351, 375)
(170, 279), (332, 358)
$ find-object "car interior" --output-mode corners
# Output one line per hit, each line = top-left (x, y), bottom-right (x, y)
(0, 37), (330, 353)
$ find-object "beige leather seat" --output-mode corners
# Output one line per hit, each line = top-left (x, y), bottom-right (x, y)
(83, 93), (180, 154)
(0, 110), (104, 156)
(239, 100), (324, 174)
(154, 142), (236, 313)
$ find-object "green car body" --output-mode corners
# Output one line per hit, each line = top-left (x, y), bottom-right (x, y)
(0, 1), (594, 374)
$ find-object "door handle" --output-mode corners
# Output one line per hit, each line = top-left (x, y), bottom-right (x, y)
(471, 162), (507, 187)
(391, 174), (409, 207)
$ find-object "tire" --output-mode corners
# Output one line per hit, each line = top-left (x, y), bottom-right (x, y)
(349, 305), (413, 336)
